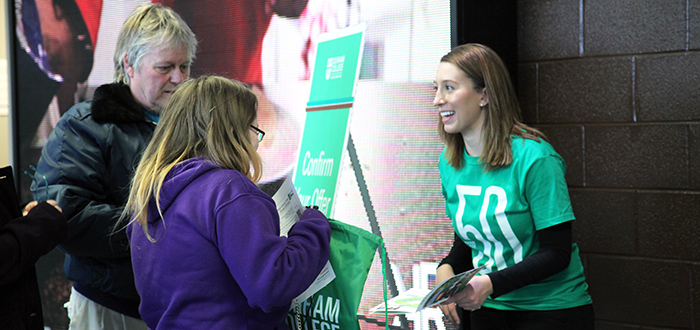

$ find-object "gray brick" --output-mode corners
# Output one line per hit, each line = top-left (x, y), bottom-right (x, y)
(587, 256), (692, 327)
(517, 63), (537, 124)
(539, 126), (584, 186)
(569, 190), (636, 255)
(593, 322), (640, 330)
(586, 125), (687, 188)
(584, 0), (686, 55)
(518, 0), (580, 61)
(638, 192), (700, 262)
(539, 58), (632, 123)
(691, 124), (700, 189)
(693, 264), (700, 328)
(690, 0), (700, 50)
(636, 53), (700, 122)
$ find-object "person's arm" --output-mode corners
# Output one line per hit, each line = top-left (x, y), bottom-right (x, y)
(444, 222), (572, 312)
(445, 153), (575, 310)
(484, 151), (575, 297)
(487, 221), (571, 298)
(216, 193), (331, 312)
(437, 234), (474, 326)
(439, 233), (474, 275)
(0, 202), (67, 285)
(35, 112), (130, 259)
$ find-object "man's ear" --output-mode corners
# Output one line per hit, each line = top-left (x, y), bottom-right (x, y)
(124, 54), (134, 78)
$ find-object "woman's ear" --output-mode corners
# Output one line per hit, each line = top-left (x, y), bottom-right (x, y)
(480, 88), (489, 107)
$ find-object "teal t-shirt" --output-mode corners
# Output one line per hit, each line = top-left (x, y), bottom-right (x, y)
(439, 136), (592, 311)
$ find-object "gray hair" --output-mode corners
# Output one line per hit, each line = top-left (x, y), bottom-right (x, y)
(113, 3), (197, 84)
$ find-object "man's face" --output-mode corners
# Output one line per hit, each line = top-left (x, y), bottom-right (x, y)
(126, 43), (190, 113)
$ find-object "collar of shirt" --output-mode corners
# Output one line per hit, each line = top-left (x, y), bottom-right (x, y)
(144, 110), (160, 124)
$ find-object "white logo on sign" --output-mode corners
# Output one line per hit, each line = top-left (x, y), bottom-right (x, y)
(325, 55), (345, 80)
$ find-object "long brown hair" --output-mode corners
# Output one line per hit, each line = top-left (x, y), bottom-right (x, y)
(438, 43), (545, 170)
(123, 76), (262, 241)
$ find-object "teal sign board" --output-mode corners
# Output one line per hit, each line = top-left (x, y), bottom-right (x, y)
(307, 30), (364, 108)
(293, 107), (350, 215)
(293, 23), (366, 217)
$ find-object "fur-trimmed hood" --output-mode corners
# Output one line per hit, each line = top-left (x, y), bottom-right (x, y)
(91, 83), (148, 123)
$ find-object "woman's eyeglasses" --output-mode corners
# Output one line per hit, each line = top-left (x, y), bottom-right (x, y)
(249, 125), (265, 142)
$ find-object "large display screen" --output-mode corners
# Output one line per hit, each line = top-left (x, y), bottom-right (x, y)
(11, 0), (455, 328)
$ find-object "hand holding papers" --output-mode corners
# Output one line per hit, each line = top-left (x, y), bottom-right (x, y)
(271, 177), (305, 237)
(369, 265), (486, 315)
(415, 265), (486, 312)
(269, 177), (336, 305)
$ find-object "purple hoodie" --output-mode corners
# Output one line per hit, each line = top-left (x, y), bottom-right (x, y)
(128, 158), (331, 329)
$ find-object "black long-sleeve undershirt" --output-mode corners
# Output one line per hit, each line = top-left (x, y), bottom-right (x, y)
(439, 221), (572, 298)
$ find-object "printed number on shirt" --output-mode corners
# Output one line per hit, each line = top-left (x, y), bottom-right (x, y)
(454, 185), (523, 271)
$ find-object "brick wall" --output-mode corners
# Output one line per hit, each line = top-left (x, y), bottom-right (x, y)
(517, 0), (700, 328)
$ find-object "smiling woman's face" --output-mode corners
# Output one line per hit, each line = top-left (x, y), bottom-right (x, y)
(433, 61), (487, 138)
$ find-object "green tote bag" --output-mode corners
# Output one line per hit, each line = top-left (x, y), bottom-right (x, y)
(287, 219), (381, 330)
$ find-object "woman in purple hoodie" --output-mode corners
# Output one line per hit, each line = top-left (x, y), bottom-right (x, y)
(124, 76), (331, 329)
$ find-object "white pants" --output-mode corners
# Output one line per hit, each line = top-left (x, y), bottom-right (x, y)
(65, 287), (148, 330)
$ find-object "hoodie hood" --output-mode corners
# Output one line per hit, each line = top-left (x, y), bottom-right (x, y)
(148, 157), (219, 224)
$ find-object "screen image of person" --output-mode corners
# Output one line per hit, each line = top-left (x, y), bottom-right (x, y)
(31, 3), (197, 329)
(153, 0), (361, 186)
(433, 44), (594, 329)
(14, 0), (96, 202)
(124, 75), (331, 329)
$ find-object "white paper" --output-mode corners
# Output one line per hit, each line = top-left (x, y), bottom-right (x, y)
(368, 288), (431, 315)
(292, 260), (336, 307)
(271, 177), (305, 237)
(270, 177), (336, 305)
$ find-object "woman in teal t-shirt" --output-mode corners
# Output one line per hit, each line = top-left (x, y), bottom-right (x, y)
(433, 43), (594, 329)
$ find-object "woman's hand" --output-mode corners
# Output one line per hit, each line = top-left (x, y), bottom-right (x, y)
(443, 275), (493, 311)
(22, 200), (62, 216)
(46, 200), (62, 213)
(438, 301), (460, 326)
(436, 264), (460, 326)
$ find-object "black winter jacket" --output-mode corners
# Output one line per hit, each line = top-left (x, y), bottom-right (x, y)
(34, 83), (155, 318)
(0, 166), (67, 330)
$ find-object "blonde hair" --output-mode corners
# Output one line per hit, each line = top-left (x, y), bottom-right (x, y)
(114, 3), (197, 84)
(438, 43), (545, 170)
(124, 76), (262, 241)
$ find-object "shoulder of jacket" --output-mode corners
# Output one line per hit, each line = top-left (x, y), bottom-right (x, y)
(90, 83), (147, 123)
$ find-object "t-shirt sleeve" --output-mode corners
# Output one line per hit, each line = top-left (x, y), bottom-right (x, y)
(438, 148), (455, 220)
(524, 154), (575, 230)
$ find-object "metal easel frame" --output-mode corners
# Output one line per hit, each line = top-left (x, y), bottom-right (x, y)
(347, 134), (410, 329)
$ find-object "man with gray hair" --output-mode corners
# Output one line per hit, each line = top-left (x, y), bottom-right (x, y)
(33, 3), (197, 329)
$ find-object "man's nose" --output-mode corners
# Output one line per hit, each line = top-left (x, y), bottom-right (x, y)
(171, 68), (187, 84)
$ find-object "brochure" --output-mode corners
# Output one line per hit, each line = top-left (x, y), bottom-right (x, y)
(270, 176), (305, 237)
(368, 265), (486, 315)
(415, 265), (486, 312)
(267, 176), (336, 304)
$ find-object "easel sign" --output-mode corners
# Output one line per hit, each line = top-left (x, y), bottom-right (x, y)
(293, 23), (366, 218)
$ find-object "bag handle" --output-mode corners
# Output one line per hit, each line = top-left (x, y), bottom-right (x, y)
(380, 239), (389, 330)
